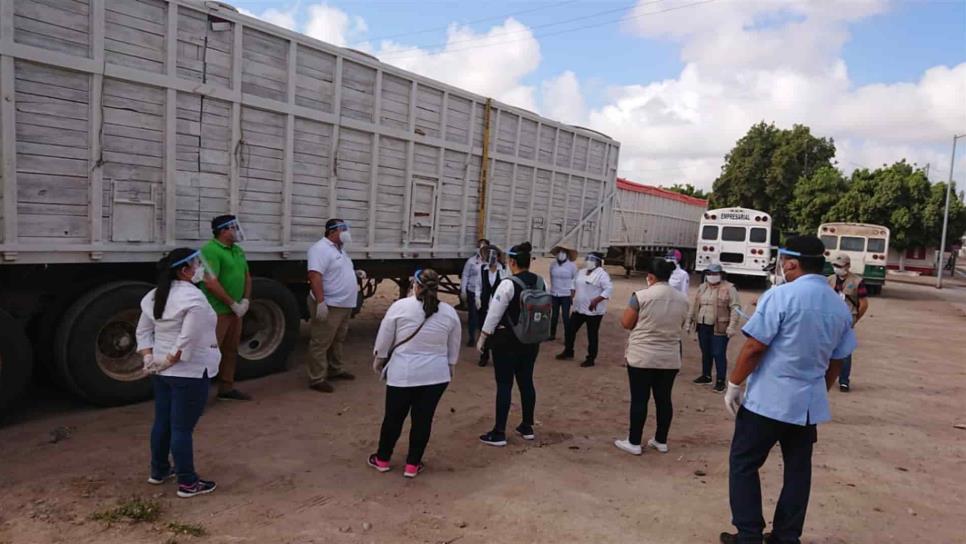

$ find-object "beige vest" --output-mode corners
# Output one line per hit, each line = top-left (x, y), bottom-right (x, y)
(828, 272), (861, 318)
(625, 283), (689, 369)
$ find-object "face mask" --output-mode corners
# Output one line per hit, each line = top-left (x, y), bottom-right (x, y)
(833, 266), (848, 278)
(557, 253), (568, 263)
(706, 275), (721, 285)
(584, 260), (597, 271)
(339, 230), (352, 246)
(190, 265), (205, 284)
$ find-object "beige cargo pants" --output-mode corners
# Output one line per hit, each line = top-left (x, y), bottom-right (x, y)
(307, 295), (352, 385)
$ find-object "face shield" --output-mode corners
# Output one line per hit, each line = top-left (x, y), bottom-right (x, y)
(170, 249), (214, 284)
(329, 221), (352, 245)
(584, 254), (601, 271)
(216, 218), (246, 243)
(487, 249), (500, 268)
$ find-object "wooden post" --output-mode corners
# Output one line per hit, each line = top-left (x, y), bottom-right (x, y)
(476, 98), (492, 243)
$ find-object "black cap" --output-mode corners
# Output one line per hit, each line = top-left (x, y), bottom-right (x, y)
(211, 214), (236, 233)
(325, 218), (345, 233)
(783, 235), (826, 258)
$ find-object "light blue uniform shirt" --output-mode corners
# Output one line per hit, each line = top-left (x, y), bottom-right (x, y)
(741, 274), (857, 426)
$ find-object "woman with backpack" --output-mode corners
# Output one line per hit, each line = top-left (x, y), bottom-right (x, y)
(368, 269), (461, 478)
(477, 245), (508, 367)
(477, 242), (549, 447)
(136, 248), (221, 498)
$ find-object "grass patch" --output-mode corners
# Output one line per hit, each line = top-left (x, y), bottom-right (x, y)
(90, 497), (162, 524)
(166, 521), (207, 537)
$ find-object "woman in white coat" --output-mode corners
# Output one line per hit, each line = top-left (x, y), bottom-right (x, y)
(369, 269), (461, 478)
(136, 248), (221, 498)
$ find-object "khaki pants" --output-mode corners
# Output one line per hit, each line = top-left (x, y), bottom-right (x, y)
(307, 297), (352, 385)
(215, 313), (242, 393)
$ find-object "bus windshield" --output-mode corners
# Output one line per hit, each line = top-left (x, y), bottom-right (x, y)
(702, 225), (718, 240)
(721, 227), (745, 242)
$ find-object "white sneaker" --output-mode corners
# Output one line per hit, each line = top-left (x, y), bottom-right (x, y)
(614, 439), (642, 456)
(647, 438), (668, 453)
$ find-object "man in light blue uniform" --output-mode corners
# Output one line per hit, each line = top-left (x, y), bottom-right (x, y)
(719, 236), (856, 544)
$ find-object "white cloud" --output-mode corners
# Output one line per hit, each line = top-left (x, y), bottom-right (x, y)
(541, 71), (586, 126)
(237, 6), (297, 31)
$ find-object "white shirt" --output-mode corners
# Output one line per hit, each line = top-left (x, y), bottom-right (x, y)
(669, 265), (690, 297)
(549, 260), (578, 297)
(307, 237), (358, 308)
(373, 297), (461, 387)
(573, 267), (614, 316)
(136, 281), (221, 379)
(461, 254), (484, 295)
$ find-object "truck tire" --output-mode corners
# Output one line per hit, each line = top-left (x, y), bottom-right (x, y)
(0, 309), (33, 419)
(235, 278), (299, 380)
(54, 281), (153, 406)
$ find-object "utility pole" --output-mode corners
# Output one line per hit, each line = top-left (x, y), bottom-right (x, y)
(937, 134), (965, 289)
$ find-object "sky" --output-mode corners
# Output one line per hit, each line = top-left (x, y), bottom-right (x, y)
(231, 0), (966, 191)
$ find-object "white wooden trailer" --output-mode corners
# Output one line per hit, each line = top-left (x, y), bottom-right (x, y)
(607, 178), (707, 273)
(0, 0), (620, 414)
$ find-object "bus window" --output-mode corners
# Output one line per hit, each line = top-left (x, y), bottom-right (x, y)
(840, 236), (865, 251)
(750, 227), (767, 243)
(867, 238), (886, 253)
(722, 226), (745, 242)
(702, 225), (719, 240)
(820, 235), (837, 250)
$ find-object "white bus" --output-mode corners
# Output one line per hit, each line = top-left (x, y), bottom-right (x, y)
(818, 223), (890, 295)
(696, 208), (773, 278)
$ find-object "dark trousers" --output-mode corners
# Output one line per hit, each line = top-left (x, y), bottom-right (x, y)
(838, 354), (853, 386)
(150, 372), (209, 485)
(466, 291), (479, 343)
(491, 332), (538, 434)
(626, 366), (678, 445)
(697, 324), (729, 380)
(564, 312), (603, 360)
(377, 382), (448, 466)
(729, 407), (817, 544)
(550, 296), (572, 338)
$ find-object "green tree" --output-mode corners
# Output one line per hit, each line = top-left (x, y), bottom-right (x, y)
(923, 181), (966, 250)
(788, 166), (848, 234)
(709, 122), (836, 232)
(663, 183), (709, 200)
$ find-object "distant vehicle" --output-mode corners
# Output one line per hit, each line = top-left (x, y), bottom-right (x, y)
(696, 207), (772, 280)
(818, 223), (890, 295)
(606, 178), (707, 274)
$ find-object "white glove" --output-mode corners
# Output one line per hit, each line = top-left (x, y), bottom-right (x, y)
(724, 381), (744, 417)
(476, 333), (488, 354)
(315, 301), (329, 321)
(230, 298), (250, 318)
(475, 296), (482, 311)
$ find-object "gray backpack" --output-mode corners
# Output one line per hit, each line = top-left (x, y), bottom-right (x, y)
(506, 275), (552, 344)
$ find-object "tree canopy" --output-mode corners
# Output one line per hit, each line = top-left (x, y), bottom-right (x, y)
(663, 183), (709, 200)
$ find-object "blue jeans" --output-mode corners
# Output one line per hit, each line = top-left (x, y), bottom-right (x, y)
(151, 373), (209, 485)
(838, 355), (852, 386)
(550, 296), (572, 338)
(466, 291), (479, 344)
(697, 324), (729, 380)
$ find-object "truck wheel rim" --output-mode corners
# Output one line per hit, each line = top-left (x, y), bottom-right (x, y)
(239, 300), (285, 361)
(95, 309), (143, 382)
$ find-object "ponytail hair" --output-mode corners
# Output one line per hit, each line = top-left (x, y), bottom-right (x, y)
(508, 241), (532, 269)
(154, 247), (197, 319)
(414, 268), (441, 318)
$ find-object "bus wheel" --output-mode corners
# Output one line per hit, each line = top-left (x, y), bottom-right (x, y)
(0, 309), (33, 420)
(236, 278), (299, 380)
(55, 281), (154, 406)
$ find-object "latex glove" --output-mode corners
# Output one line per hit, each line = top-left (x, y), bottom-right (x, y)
(372, 356), (388, 375)
(315, 301), (329, 321)
(476, 333), (488, 354)
(475, 296), (482, 311)
(724, 382), (743, 417)
(231, 298), (250, 318)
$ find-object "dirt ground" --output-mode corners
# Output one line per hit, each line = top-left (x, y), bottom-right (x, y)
(2, 259), (965, 544)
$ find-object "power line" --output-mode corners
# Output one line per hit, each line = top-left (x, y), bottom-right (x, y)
(366, 0), (581, 42)
(379, 0), (717, 61)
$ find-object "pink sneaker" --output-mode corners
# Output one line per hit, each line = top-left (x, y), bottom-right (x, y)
(367, 454), (390, 473)
(403, 463), (424, 478)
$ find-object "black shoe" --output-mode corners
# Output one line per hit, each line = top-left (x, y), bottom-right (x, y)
(580, 359), (595, 368)
(478, 356), (488, 367)
(309, 382), (334, 393)
(719, 532), (774, 544)
(693, 375), (712, 385)
(839, 383), (850, 392)
(555, 351), (574, 361)
(177, 479), (216, 498)
(217, 389), (252, 401)
(515, 424), (535, 440)
(713, 380), (726, 393)
(328, 371), (355, 381)
(479, 431), (507, 447)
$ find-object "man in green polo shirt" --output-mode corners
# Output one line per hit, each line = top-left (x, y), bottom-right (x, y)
(201, 214), (253, 401)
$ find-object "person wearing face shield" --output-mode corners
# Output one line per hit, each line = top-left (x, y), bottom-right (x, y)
(827, 254), (868, 393)
(477, 246), (508, 367)
(305, 219), (361, 393)
(460, 239), (490, 347)
(548, 245), (578, 341)
(136, 248), (221, 498)
(665, 249), (690, 297)
(556, 252), (613, 367)
(718, 236), (856, 544)
(200, 215), (252, 401)
(688, 263), (741, 392)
